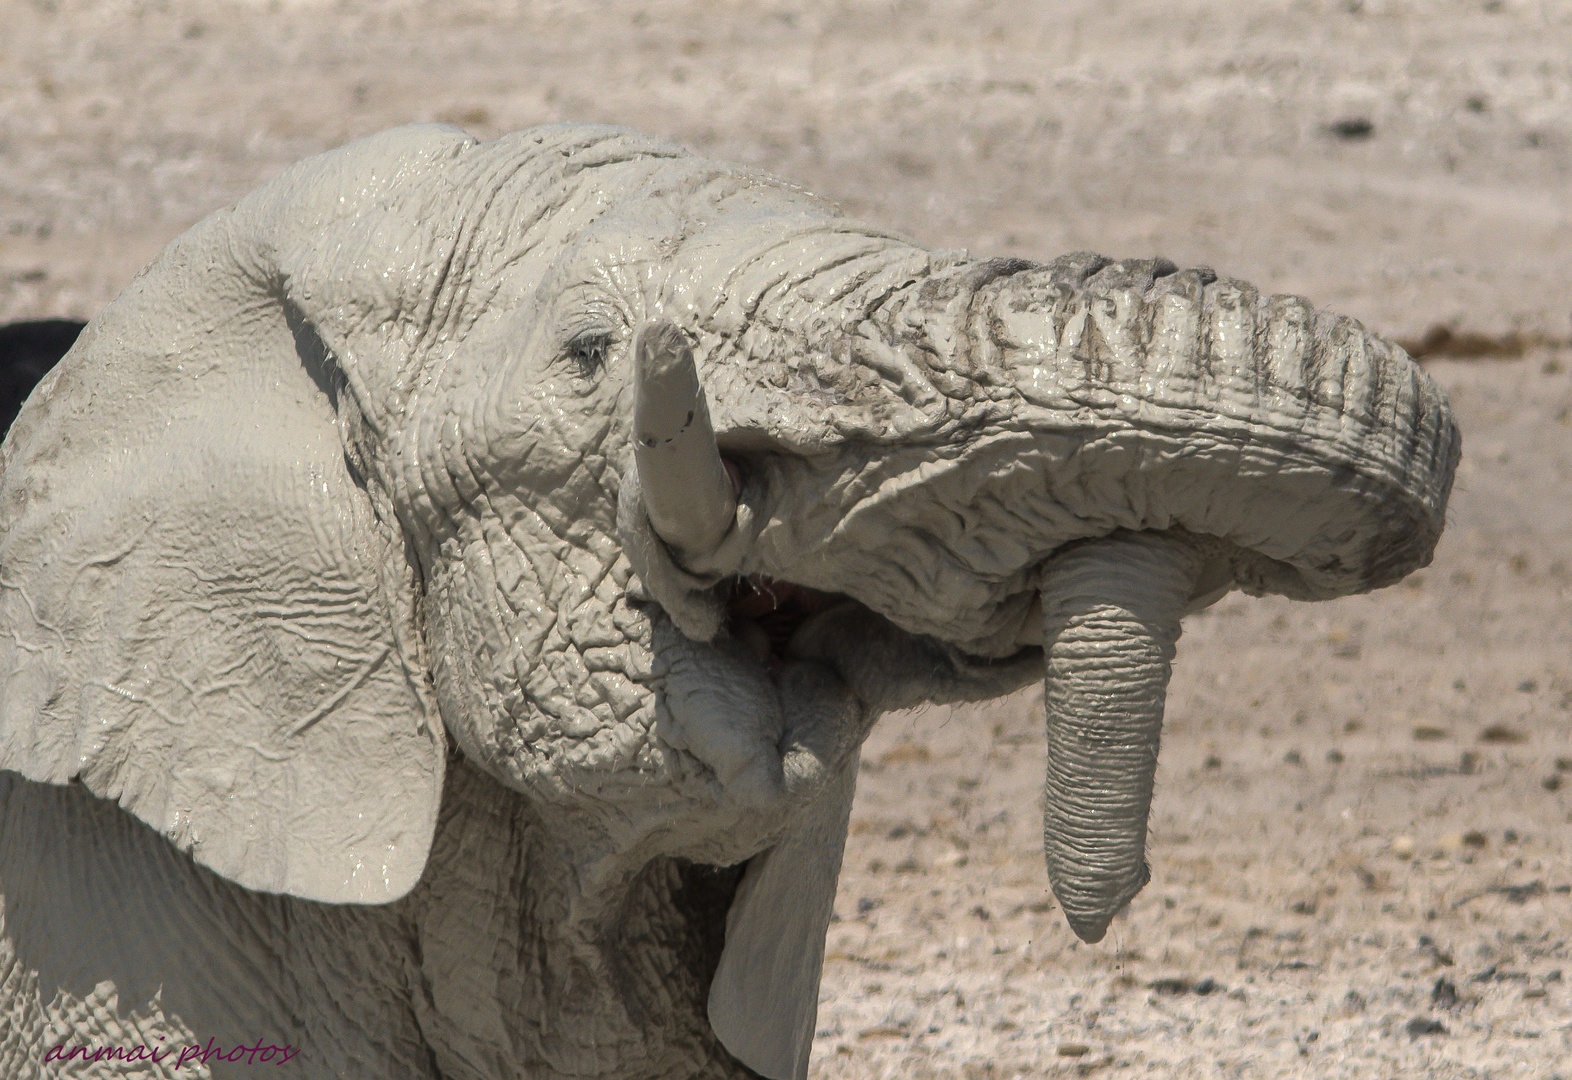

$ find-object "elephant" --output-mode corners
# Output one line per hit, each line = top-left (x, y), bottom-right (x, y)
(0, 123), (1458, 1079)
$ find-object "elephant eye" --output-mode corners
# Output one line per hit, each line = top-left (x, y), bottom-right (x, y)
(566, 331), (614, 378)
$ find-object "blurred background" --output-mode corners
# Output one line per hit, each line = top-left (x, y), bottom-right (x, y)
(3, 2), (1570, 1076)
(4, 0), (1571, 342)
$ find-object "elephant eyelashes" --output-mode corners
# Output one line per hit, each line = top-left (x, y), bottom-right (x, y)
(565, 330), (614, 377)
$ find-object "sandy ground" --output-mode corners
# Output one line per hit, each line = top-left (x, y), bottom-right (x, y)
(3, 1), (1570, 1076)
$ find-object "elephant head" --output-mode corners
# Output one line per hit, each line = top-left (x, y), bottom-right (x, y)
(0, 124), (1458, 1080)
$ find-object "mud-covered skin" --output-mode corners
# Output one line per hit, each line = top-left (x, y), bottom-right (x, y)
(0, 123), (1457, 1078)
(0, 761), (751, 1080)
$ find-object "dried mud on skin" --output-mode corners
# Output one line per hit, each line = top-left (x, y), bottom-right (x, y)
(3, 2), (1571, 1077)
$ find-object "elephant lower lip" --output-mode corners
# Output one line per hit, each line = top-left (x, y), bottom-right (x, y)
(726, 575), (842, 666)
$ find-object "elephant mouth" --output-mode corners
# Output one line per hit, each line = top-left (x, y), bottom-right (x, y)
(718, 568), (1045, 720)
(725, 575), (842, 668)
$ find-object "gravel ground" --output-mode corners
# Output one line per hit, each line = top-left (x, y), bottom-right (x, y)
(2, 2), (1569, 1076)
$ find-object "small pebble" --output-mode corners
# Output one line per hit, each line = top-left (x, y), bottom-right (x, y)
(1392, 835), (1416, 860)
(1545, 774), (1563, 792)
(1057, 1043), (1090, 1057)
(1329, 116), (1374, 140)
(1406, 1017), (1447, 1037)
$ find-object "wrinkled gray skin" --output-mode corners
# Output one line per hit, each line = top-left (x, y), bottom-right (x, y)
(0, 125), (1458, 1079)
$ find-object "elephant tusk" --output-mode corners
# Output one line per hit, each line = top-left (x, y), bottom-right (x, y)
(1038, 531), (1204, 943)
(632, 321), (738, 562)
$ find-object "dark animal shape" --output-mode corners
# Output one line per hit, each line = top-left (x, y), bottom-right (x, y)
(0, 319), (85, 435)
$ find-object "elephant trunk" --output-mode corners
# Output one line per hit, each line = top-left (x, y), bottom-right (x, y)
(696, 246), (1457, 946)
(1038, 531), (1204, 943)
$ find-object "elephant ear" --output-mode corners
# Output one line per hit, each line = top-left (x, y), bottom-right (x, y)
(0, 212), (444, 905)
